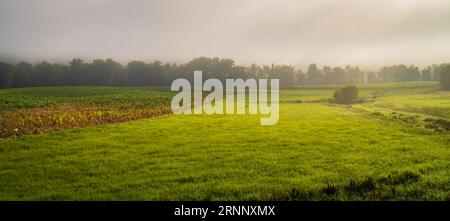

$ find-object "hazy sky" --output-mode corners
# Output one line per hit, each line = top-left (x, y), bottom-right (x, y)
(1, 0), (450, 68)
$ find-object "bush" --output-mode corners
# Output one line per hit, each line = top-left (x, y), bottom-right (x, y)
(333, 85), (359, 104)
(440, 64), (450, 90)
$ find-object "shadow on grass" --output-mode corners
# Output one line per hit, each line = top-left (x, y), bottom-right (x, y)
(274, 171), (424, 201)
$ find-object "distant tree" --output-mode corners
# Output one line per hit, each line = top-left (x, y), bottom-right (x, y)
(107, 59), (127, 86)
(322, 66), (334, 85)
(262, 64), (274, 81)
(13, 62), (32, 87)
(332, 67), (347, 85)
(231, 65), (249, 80)
(212, 58), (234, 81)
(333, 85), (360, 104)
(248, 64), (264, 80)
(366, 71), (379, 84)
(380, 64), (420, 82)
(148, 61), (164, 86)
(68, 58), (88, 85)
(182, 57), (214, 82)
(440, 64), (450, 90)
(162, 63), (178, 86)
(51, 64), (66, 86)
(0, 62), (15, 88)
(90, 59), (110, 85)
(127, 61), (149, 86)
(421, 66), (433, 81)
(296, 69), (307, 85)
(407, 65), (421, 81)
(271, 65), (296, 86)
(32, 61), (59, 86)
(432, 64), (441, 81)
(306, 64), (321, 85)
(0, 57), (447, 88)
(345, 65), (364, 84)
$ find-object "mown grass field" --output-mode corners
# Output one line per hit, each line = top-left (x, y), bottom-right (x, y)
(0, 82), (449, 200)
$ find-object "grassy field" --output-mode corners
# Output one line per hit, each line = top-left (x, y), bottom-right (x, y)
(0, 82), (449, 200)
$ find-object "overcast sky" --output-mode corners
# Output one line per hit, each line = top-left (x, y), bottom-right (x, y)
(1, 0), (449, 68)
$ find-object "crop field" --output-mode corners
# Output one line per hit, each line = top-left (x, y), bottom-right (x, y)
(0, 87), (173, 138)
(0, 82), (449, 200)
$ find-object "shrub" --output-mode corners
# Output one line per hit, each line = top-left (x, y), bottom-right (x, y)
(440, 64), (450, 90)
(333, 85), (359, 104)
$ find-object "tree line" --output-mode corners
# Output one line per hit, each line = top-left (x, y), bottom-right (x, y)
(0, 57), (448, 89)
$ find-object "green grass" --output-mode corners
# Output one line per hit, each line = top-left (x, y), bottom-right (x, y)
(0, 82), (449, 200)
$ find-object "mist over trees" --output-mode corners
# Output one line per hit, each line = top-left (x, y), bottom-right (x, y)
(0, 57), (448, 89)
